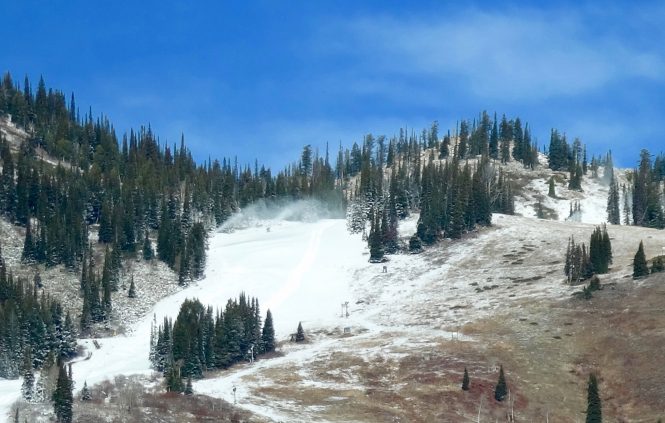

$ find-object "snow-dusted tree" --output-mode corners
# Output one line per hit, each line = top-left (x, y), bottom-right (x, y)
(346, 199), (366, 234)
(128, 276), (136, 298)
(142, 232), (154, 261)
(52, 362), (73, 423)
(368, 214), (385, 263)
(261, 309), (275, 353)
(80, 381), (91, 401)
(21, 348), (34, 401)
(622, 184), (631, 225)
(607, 176), (621, 225)
(295, 322), (305, 343)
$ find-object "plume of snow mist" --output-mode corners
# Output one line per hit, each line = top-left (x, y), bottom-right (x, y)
(218, 198), (344, 232)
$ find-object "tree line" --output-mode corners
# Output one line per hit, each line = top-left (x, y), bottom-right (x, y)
(149, 294), (275, 392)
(564, 225), (612, 284)
(346, 112), (532, 260)
(0, 246), (76, 380)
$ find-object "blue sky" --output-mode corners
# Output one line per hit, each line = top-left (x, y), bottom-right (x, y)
(2, 1), (664, 168)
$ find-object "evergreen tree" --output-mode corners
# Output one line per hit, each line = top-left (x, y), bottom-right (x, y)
(586, 373), (602, 423)
(548, 177), (556, 198)
(52, 362), (73, 423)
(622, 184), (631, 225)
(589, 225), (611, 274)
(461, 367), (469, 391)
(368, 214), (384, 263)
(101, 248), (112, 315)
(98, 199), (114, 244)
(165, 363), (184, 392)
(607, 176), (621, 225)
(128, 276), (136, 298)
(142, 232), (154, 261)
(458, 120), (469, 159)
(261, 309), (275, 353)
(489, 114), (499, 160)
(408, 235), (422, 253)
(21, 219), (35, 263)
(80, 381), (91, 401)
(569, 164), (584, 190)
(633, 241), (649, 278)
(295, 322), (305, 342)
(21, 348), (34, 402)
(494, 365), (507, 402)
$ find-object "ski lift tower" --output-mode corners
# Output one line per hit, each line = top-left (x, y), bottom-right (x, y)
(341, 301), (350, 318)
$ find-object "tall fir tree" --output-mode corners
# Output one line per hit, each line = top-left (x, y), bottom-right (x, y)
(295, 322), (305, 342)
(52, 362), (73, 423)
(607, 176), (621, 225)
(128, 276), (136, 298)
(633, 241), (649, 278)
(494, 365), (507, 402)
(586, 373), (602, 423)
(142, 232), (154, 261)
(261, 310), (275, 353)
(21, 347), (34, 402)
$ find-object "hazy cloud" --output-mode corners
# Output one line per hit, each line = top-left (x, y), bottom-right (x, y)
(338, 8), (665, 101)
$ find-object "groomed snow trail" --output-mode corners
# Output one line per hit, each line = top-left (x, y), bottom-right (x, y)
(0, 218), (367, 421)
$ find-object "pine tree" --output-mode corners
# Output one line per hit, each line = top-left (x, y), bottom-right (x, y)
(80, 381), (91, 401)
(21, 219), (35, 263)
(128, 276), (136, 298)
(548, 177), (556, 198)
(408, 234), (422, 253)
(261, 309), (275, 353)
(21, 348), (34, 402)
(98, 199), (114, 244)
(589, 225), (611, 274)
(52, 362), (73, 423)
(142, 232), (154, 261)
(586, 373), (602, 423)
(461, 367), (469, 391)
(494, 365), (507, 402)
(368, 214), (384, 263)
(165, 363), (184, 392)
(295, 322), (305, 342)
(607, 176), (621, 225)
(633, 241), (649, 278)
(622, 184), (631, 225)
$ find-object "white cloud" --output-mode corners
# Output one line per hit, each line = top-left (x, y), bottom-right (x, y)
(339, 8), (665, 100)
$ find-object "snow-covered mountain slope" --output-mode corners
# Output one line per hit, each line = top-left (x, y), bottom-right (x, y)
(509, 155), (629, 225)
(1, 162), (661, 421)
(0, 215), (367, 420)
(192, 213), (664, 422)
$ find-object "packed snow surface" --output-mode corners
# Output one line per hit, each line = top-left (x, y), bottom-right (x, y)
(0, 215), (367, 420)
